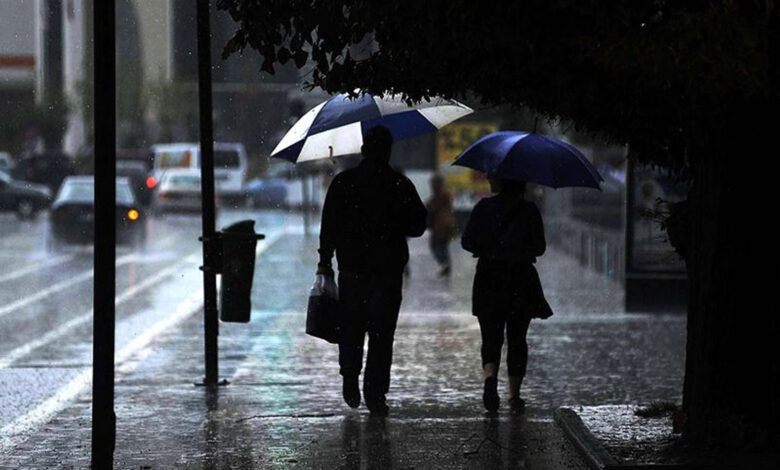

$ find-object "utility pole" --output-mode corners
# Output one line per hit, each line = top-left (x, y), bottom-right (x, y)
(196, 0), (223, 386)
(92, 0), (116, 467)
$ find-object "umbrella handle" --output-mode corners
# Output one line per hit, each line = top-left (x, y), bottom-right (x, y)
(329, 145), (333, 159)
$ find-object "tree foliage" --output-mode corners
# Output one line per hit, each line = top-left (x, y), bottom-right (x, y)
(217, 0), (777, 176)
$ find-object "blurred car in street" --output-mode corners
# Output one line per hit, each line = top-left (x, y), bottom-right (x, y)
(48, 176), (145, 249)
(11, 151), (75, 194)
(0, 170), (52, 220)
(116, 159), (154, 206)
(244, 175), (288, 208)
(0, 151), (14, 173)
(153, 168), (203, 214)
(151, 142), (247, 204)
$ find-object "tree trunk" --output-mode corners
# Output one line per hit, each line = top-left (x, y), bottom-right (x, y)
(682, 103), (780, 448)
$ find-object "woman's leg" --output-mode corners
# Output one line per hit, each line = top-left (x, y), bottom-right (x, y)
(430, 240), (451, 276)
(478, 316), (504, 376)
(430, 240), (443, 265)
(438, 241), (452, 276)
(506, 314), (532, 400)
(478, 315), (504, 411)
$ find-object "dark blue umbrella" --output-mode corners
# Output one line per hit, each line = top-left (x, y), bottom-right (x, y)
(452, 131), (603, 189)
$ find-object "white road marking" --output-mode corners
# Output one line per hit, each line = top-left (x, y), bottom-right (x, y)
(0, 255), (130, 321)
(0, 254), (75, 284)
(0, 253), (199, 370)
(0, 235), (177, 321)
(0, 230), (284, 367)
(0, 269), (95, 321)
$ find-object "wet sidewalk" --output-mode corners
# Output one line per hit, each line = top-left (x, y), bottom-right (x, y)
(3, 227), (686, 469)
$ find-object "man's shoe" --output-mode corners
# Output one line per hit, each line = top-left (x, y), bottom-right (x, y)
(483, 377), (499, 412)
(342, 376), (360, 408)
(508, 397), (526, 414)
(365, 395), (389, 417)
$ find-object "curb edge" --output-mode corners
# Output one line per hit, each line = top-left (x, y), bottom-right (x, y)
(554, 407), (620, 470)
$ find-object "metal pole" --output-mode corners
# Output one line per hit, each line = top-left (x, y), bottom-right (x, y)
(92, 0), (116, 466)
(624, 153), (636, 276)
(197, 0), (221, 386)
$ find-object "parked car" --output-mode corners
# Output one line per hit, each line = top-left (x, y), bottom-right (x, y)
(154, 169), (203, 213)
(116, 159), (154, 206)
(11, 151), (75, 194)
(0, 170), (51, 219)
(244, 176), (288, 207)
(48, 176), (145, 248)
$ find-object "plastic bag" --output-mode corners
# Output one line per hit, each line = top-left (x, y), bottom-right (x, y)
(305, 274), (340, 343)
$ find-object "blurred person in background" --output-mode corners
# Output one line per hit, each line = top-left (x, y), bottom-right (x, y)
(426, 174), (457, 277)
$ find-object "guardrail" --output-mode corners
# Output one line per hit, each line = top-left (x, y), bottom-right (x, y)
(545, 216), (625, 282)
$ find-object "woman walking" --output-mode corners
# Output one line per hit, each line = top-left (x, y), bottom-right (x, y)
(461, 178), (550, 412)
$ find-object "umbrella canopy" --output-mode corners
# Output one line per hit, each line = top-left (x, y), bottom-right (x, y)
(452, 131), (603, 190)
(272, 93), (472, 163)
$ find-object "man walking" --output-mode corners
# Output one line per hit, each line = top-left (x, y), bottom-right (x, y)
(317, 125), (427, 416)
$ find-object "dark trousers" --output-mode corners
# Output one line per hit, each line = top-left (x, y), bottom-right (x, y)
(477, 314), (532, 377)
(338, 271), (403, 399)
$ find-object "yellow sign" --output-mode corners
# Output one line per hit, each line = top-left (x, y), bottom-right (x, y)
(436, 122), (497, 203)
(436, 122), (498, 166)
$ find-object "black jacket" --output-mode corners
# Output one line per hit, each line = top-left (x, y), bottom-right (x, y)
(461, 193), (545, 264)
(318, 158), (427, 274)
(461, 193), (550, 319)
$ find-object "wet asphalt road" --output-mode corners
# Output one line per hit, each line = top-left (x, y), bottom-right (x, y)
(0, 209), (299, 433)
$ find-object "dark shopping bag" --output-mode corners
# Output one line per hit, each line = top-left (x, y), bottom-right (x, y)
(306, 274), (340, 343)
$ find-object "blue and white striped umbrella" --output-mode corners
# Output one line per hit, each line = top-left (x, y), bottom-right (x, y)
(271, 93), (473, 163)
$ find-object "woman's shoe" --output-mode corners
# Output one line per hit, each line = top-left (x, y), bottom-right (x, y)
(483, 377), (499, 412)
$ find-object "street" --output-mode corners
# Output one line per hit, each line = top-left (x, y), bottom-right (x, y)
(0, 208), (301, 452)
(0, 208), (686, 468)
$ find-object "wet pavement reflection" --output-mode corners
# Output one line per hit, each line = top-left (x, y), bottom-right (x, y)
(0, 211), (684, 468)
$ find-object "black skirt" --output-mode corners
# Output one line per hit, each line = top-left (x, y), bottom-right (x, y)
(472, 258), (553, 320)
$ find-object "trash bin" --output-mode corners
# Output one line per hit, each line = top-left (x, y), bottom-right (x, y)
(219, 219), (262, 323)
